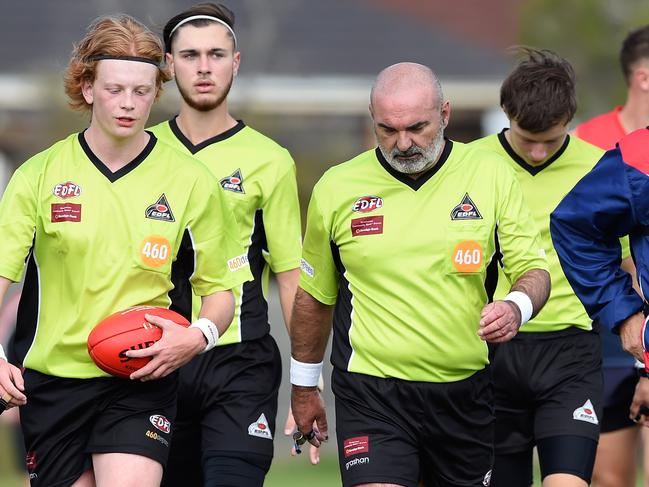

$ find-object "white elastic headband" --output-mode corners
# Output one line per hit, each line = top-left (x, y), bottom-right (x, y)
(169, 15), (237, 49)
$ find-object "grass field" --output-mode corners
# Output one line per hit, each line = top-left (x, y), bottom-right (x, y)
(266, 454), (340, 486)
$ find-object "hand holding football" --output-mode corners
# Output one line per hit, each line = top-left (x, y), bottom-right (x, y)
(87, 306), (190, 378)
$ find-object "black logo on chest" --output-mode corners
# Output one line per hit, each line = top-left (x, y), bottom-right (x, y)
(220, 169), (245, 194)
(451, 193), (483, 220)
(145, 194), (175, 222)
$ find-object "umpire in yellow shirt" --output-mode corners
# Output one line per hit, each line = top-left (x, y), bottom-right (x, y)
(290, 63), (551, 487)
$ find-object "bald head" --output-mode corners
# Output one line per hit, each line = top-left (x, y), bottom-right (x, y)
(369, 62), (450, 178)
(370, 62), (443, 109)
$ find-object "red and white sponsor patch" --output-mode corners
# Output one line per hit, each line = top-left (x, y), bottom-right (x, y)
(51, 203), (81, 222)
(150, 414), (171, 434)
(343, 436), (369, 458)
(351, 216), (384, 237)
(25, 451), (37, 471)
(352, 196), (383, 213)
(53, 181), (81, 199)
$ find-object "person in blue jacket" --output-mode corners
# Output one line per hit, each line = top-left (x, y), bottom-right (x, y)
(550, 128), (649, 426)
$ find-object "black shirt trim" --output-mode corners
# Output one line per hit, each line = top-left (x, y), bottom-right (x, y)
(168, 117), (246, 154)
(497, 129), (569, 176)
(168, 228), (196, 324)
(374, 139), (452, 191)
(78, 130), (156, 183)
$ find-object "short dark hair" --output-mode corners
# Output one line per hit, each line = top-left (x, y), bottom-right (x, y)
(500, 47), (576, 133)
(163, 2), (235, 53)
(621, 25), (649, 84)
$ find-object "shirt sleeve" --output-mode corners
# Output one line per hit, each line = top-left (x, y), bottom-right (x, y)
(0, 169), (37, 282)
(262, 151), (302, 273)
(188, 174), (253, 296)
(550, 151), (644, 332)
(299, 182), (339, 305)
(496, 165), (549, 285)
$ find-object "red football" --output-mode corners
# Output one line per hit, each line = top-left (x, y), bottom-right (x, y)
(87, 306), (190, 378)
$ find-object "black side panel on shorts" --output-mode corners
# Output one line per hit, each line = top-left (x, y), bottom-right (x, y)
(330, 241), (354, 370)
(484, 226), (501, 303)
(169, 228), (195, 323)
(240, 209), (270, 341)
(14, 247), (39, 365)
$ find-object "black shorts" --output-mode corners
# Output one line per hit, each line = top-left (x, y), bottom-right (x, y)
(332, 367), (494, 487)
(161, 334), (282, 487)
(490, 327), (602, 454)
(20, 368), (178, 487)
(600, 366), (638, 433)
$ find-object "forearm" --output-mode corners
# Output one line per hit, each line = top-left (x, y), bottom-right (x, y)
(276, 268), (300, 333)
(621, 256), (643, 298)
(290, 288), (333, 363)
(510, 268), (551, 320)
(199, 289), (235, 336)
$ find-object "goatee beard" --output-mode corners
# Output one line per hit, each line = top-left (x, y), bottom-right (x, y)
(379, 127), (445, 175)
(176, 74), (233, 112)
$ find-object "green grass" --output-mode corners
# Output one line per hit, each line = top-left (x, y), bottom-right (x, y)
(265, 454), (340, 486)
(0, 422), (27, 487)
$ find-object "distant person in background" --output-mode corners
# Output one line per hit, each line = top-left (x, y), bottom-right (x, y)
(574, 24), (649, 487)
(470, 47), (605, 487)
(150, 3), (305, 486)
(575, 25), (649, 149)
(290, 61), (550, 487)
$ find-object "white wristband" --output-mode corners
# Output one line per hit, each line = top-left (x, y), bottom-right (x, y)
(290, 357), (323, 387)
(0, 344), (6, 362)
(189, 318), (219, 353)
(504, 291), (533, 326)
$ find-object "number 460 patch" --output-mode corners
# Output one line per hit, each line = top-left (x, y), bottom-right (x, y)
(452, 240), (483, 272)
(140, 235), (171, 268)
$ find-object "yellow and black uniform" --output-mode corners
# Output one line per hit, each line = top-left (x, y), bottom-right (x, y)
(301, 141), (547, 487)
(0, 131), (250, 486)
(151, 119), (301, 342)
(470, 130), (604, 485)
(150, 118), (302, 485)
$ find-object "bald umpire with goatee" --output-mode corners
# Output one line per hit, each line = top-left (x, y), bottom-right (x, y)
(289, 62), (551, 487)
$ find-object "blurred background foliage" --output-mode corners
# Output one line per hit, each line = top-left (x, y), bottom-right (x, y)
(520, 0), (649, 120)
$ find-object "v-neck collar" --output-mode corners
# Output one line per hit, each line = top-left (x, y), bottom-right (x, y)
(78, 130), (156, 183)
(169, 116), (245, 154)
(497, 129), (569, 176)
(375, 139), (452, 191)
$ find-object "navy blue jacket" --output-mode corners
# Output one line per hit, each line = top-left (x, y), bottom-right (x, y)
(550, 128), (649, 333)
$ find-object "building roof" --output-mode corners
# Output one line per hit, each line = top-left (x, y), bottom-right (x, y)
(3, 0), (512, 79)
